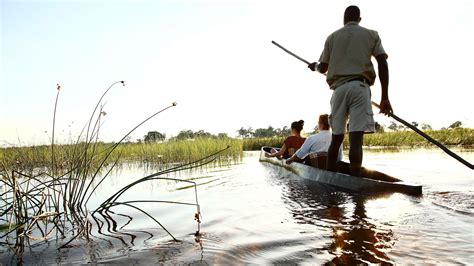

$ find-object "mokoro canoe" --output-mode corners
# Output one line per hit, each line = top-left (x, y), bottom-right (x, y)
(259, 147), (422, 196)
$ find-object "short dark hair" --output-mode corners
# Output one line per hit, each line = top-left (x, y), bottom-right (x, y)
(344, 5), (360, 22)
(318, 114), (330, 130)
(291, 120), (304, 133)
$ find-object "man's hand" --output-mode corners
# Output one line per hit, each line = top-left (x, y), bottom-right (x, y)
(308, 62), (318, 71)
(286, 158), (293, 164)
(379, 99), (393, 115)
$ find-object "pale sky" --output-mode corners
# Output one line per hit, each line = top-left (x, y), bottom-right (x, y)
(1, 0), (473, 146)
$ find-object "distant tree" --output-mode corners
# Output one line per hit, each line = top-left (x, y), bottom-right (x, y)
(388, 121), (398, 131)
(238, 125), (294, 138)
(194, 130), (212, 138)
(254, 126), (276, 138)
(278, 126), (291, 136)
(173, 129), (215, 140)
(274, 127), (283, 136)
(217, 133), (229, 139)
(421, 123), (432, 130)
(375, 122), (385, 133)
(448, 121), (462, 129)
(176, 130), (194, 140)
(237, 127), (246, 138)
(411, 121), (419, 127)
(144, 131), (166, 142)
(237, 127), (253, 138)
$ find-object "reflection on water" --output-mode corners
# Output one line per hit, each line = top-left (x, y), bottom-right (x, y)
(1, 148), (473, 264)
(267, 167), (397, 264)
(286, 181), (394, 263)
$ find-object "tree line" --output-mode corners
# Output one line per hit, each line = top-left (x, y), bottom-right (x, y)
(140, 126), (294, 143)
(140, 120), (465, 142)
(140, 130), (230, 143)
(386, 120), (462, 132)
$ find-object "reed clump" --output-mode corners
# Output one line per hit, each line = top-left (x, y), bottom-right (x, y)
(113, 138), (243, 165)
(242, 137), (285, 151)
(239, 128), (473, 151)
(0, 81), (225, 258)
(361, 128), (474, 147)
(1, 143), (99, 174)
(0, 139), (243, 173)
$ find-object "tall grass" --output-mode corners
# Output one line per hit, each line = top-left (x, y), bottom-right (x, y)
(0, 81), (229, 258)
(361, 128), (474, 147)
(239, 129), (474, 151)
(242, 137), (285, 151)
(1, 129), (471, 169)
(0, 138), (243, 173)
(113, 138), (242, 165)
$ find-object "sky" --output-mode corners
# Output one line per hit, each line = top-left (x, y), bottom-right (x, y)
(1, 0), (473, 146)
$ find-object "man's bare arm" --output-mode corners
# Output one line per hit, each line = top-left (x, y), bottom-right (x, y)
(308, 62), (328, 74)
(375, 54), (392, 115)
(317, 62), (328, 74)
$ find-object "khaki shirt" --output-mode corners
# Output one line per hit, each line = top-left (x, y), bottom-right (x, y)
(319, 21), (387, 90)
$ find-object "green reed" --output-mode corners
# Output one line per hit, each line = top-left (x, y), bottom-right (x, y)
(0, 81), (228, 256)
(114, 138), (242, 164)
(3, 129), (470, 170)
(238, 128), (473, 151)
(360, 128), (474, 147)
(242, 137), (286, 151)
(0, 138), (243, 173)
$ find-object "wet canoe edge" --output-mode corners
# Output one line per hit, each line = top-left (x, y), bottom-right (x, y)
(259, 147), (422, 196)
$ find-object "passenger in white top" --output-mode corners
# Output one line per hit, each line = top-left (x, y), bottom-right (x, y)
(286, 114), (343, 164)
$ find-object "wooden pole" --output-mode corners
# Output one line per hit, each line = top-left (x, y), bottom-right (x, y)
(371, 102), (473, 170)
(271, 41), (310, 65)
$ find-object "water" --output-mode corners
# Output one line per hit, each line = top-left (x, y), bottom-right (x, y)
(1, 148), (473, 264)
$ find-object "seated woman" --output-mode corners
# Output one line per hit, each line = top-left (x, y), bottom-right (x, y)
(265, 120), (306, 159)
(286, 114), (343, 168)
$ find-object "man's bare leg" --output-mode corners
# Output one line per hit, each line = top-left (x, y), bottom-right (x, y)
(349, 131), (364, 177)
(327, 134), (344, 172)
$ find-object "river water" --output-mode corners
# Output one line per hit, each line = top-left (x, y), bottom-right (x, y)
(1, 148), (473, 264)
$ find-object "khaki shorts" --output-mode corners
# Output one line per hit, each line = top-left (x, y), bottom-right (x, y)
(329, 80), (375, 135)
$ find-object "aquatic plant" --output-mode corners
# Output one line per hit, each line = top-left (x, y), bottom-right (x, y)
(0, 138), (242, 172)
(242, 137), (285, 151)
(239, 128), (474, 151)
(361, 128), (474, 147)
(0, 81), (227, 260)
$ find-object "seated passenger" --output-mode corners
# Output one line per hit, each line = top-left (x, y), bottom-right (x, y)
(265, 120), (306, 159)
(286, 114), (343, 168)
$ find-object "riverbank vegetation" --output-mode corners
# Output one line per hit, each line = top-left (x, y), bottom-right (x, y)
(361, 128), (473, 147)
(0, 137), (242, 173)
(241, 128), (474, 150)
(1, 128), (472, 172)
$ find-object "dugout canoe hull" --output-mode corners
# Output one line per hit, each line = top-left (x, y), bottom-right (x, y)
(259, 147), (422, 196)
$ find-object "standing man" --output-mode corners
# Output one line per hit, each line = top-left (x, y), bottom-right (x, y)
(308, 5), (392, 176)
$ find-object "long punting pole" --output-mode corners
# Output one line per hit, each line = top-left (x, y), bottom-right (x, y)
(272, 40), (473, 170)
(271, 41), (310, 65)
(371, 102), (473, 170)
